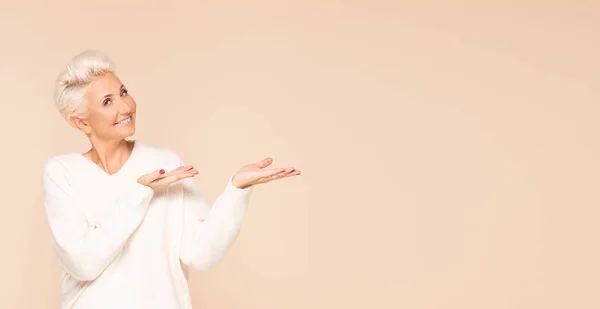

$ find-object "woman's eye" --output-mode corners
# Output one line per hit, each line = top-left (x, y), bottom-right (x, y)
(103, 99), (112, 106)
(121, 89), (129, 97)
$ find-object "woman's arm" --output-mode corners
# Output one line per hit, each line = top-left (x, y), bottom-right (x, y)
(178, 170), (253, 270)
(176, 152), (299, 270)
(41, 157), (154, 281)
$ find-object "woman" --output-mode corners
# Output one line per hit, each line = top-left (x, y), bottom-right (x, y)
(42, 50), (300, 309)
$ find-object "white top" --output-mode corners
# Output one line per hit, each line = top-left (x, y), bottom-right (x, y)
(41, 141), (253, 309)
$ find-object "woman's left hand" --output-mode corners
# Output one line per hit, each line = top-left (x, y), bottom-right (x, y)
(231, 157), (301, 189)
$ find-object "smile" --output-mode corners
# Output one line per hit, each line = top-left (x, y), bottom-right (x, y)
(115, 117), (132, 125)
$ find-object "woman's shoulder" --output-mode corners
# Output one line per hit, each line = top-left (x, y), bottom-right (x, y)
(41, 153), (85, 178)
(41, 140), (184, 175)
(41, 140), (188, 180)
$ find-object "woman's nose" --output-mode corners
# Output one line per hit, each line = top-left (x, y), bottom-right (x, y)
(118, 99), (132, 114)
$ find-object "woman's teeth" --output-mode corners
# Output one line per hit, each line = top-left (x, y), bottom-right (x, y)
(115, 117), (131, 125)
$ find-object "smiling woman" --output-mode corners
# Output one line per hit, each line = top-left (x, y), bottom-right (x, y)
(53, 52), (138, 167)
(43, 50), (301, 309)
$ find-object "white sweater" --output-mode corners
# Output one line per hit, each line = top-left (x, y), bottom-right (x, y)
(41, 141), (253, 309)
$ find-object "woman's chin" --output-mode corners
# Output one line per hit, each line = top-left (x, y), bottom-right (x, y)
(115, 125), (135, 137)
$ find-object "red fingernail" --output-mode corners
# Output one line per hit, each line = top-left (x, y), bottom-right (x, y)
(160, 169), (165, 174)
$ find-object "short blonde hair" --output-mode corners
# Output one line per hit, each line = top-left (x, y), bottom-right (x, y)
(53, 50), (116, 121)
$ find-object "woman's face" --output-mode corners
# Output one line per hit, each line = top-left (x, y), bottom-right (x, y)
(72, 72), (137, 140)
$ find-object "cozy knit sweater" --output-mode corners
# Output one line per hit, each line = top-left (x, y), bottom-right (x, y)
(41, 141), (253, 309)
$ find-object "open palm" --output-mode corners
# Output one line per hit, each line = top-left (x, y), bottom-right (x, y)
(232, 157), (300, 189)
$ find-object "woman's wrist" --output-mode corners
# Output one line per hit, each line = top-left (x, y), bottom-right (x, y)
(231, 173), (251, 189)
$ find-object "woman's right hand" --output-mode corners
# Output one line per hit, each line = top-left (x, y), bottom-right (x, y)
(137, 165), (199, 191)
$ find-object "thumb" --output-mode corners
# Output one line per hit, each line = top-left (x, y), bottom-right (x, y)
(256, 157), (273, 168)
(146, 168), (166, 182)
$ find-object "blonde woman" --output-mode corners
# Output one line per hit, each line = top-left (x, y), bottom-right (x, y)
(42, 50), (300, 309)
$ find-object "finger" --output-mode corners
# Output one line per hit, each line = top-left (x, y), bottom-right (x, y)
(170, 167), (198, 177)
(254, 157), (273, 169)
(176, 171), (198, 180)
(157, 171), (198, 184)
(275, 168), (299, 178)
(257, 167), (293, 179)
(263, 169), (300, 183)
(282, 170), (301, 177)
(255, 168), (293, 183)
(165, 165), (193, 175)
(145, 168), (167, 182)
(160, 166), (194, 180)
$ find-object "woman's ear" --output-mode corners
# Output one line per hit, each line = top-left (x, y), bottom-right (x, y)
(69, 115), (91, 134)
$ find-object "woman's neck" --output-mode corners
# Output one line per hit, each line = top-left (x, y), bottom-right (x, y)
(84, 139), (134, 175)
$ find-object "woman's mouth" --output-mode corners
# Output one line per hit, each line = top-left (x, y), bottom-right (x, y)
(115, 117), (132, 126)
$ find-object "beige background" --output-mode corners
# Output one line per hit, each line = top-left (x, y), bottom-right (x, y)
(0, 1), (599, 308)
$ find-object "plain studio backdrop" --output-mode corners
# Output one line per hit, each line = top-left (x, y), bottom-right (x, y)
(0, 1), (598, 308)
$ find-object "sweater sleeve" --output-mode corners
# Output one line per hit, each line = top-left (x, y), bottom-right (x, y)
(178, 170), (253, 270)
(41, 157), (155, 281)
